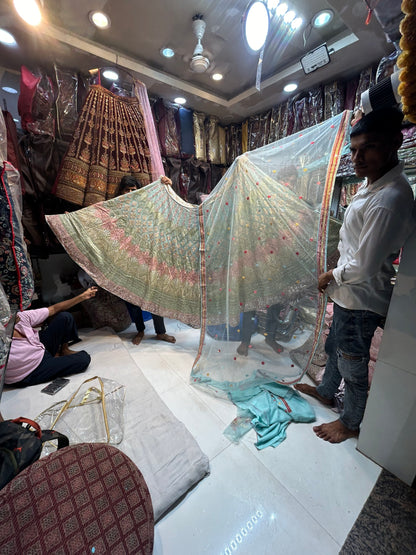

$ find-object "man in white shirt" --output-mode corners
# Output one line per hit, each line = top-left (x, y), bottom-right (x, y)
(295, 107), (415, 443)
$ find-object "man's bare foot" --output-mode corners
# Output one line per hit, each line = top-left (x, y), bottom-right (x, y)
(60, 343), (78, 356)
(237, 342), (249, 356)
(313, 420), (359, 443)
(132, 331), (144, 345)
(294, 383), (333, 406)
(155, 333), (176, 343)
(265, 336), (284, 354)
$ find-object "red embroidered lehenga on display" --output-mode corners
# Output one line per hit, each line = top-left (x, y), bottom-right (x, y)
(53, 85), (153, 206)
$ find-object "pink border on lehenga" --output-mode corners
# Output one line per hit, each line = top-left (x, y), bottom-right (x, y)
(46, 215), (201, 329)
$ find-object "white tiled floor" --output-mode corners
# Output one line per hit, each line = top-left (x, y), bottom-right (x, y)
(3, 319), (381, 554)
(119, 319), (381, 554)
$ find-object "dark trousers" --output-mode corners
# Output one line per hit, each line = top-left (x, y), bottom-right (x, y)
(240, 304), (284, 343)
(316, 303), (383, 430)
(125, 302), (166, 335)
(19, 312), (90, 386)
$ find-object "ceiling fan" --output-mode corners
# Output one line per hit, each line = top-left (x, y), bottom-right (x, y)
(188, 14), (213, 73)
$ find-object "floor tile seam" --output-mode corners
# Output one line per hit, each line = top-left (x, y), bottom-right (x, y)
(234, 442), (345, 548)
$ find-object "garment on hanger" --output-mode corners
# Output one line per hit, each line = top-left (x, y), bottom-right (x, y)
(0, 162), (34, 311)
(53, 85), (152, 206)
(47, 111), (350, 393)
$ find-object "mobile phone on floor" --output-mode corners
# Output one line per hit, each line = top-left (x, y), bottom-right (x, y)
(41, 378), (70, 395)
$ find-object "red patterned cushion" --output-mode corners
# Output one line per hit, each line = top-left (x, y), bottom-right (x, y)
(0, 443), (154, 554)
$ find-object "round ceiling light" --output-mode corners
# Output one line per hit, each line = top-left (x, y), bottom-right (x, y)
(102, 70), (119, 81)
(0, 29), (17, 46)
(174, 97), (186, 105)
(13, 0), (42, 26)
(275, 3), (288, 16)
(212, 73), (223, 81)
(284, 10), (296, 24)
(291, 17), (303, 30)
(244, 1), (270, 52)
(283, 83), (297, 93)
(161, 47), (175, 58)
(313, 10), (333, 28)
(2, 86), (18, 94)
(89, 11), (111, 29)
(267, 0), (280, 11)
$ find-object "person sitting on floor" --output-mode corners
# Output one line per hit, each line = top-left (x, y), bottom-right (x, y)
(116, 175), (176, 346)
(5, 287), (97, 387)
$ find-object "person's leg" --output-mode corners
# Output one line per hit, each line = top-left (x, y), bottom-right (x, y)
(313, 306), (382, 442)
(152, 314), (176, 343)
(18, 350), (91, 386)
(264, 303), (284, 353)
(125, 301), (145, 345)
(294, 304), (341, 405)
(336, 308), (382, 430)
(237, 311), (256, 356)
(39, 312), (80, 357)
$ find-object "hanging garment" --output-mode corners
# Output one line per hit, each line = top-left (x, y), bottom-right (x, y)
(0, 162), (34, 311)
(53, 85), (152, 206)
(134, 81), (165, 180)
(47, 111), (350, 393)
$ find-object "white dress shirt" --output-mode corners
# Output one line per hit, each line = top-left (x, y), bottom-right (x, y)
(327, 161), (415, 316)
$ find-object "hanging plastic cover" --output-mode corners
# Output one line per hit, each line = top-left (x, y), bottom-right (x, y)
(46, 111), (350, 396)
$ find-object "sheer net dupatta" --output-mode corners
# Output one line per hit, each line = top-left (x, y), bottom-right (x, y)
(192, 111), (350, 396)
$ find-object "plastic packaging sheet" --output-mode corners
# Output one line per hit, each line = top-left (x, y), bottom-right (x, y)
(227, 124), (242, 165)
(36, 376), (126, 453)
(18, 66), (55, 137)
(46, 111), (350, 396)
(324, 81), (346, 121)
(207, 116), (220, 164)
(218, 126), (227, 166)
(308, 87), (324, 127)
(193, 111), (207, 161)
(154, 99), (181, 158)
(354, 66), (375, 109)
(54, 66), (79, 141)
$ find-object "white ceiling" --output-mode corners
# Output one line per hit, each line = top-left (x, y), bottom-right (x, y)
(0, 0), (397, 124)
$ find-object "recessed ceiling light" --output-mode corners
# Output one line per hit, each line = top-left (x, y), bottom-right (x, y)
(0, 29), (17, 46)
(291, 17), (303, 30)
(174, 97), (186, 105)
(276, 3), (288, 16)
(267, 0), (280, 11)
(244, 1), (270, 52)
(102, 70), (119, 81)
(212, 73), (223, 81)
(2, 86), (18, 94)
(161, 47), (175, 58)
(13, 0), (42, 26)
(313, 10), (333, 28)
(283, 83), (297, 93)
(89, 11), (111, 29)
(284, 10), (296, 24)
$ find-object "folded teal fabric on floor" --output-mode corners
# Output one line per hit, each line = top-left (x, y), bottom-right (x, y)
(226, 383), (315, 449)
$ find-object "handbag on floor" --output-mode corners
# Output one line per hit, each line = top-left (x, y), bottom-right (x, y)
(0, 417), (69, 490)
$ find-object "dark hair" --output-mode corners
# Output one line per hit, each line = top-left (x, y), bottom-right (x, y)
(115, 175), (141, 197)
(350, 107), (404, 138)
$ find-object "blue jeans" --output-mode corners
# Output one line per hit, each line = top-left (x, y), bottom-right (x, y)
(316, 303), (384, 430)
